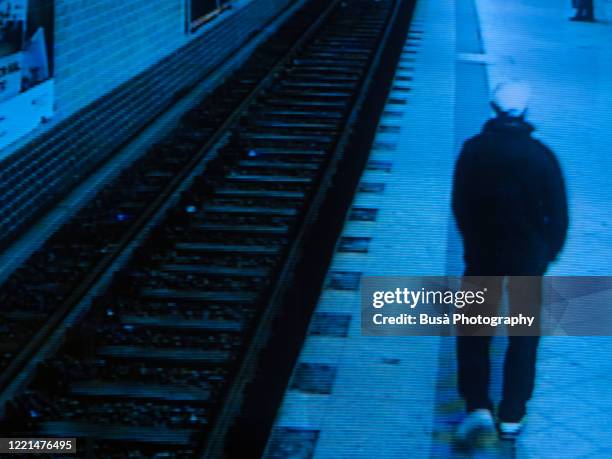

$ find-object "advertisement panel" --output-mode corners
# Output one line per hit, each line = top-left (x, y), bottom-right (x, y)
(0, 0), (54, 150)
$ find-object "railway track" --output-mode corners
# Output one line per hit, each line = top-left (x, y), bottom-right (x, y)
(0, 0), (410, 456)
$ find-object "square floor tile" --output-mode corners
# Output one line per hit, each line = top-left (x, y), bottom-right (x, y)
(291, 363), (338, 395)
(309, 312), (351, 337)
(266, 427), (319, 459)
(327, 271), (361, 290)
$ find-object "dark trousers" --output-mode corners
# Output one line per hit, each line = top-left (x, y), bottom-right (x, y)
(575, 0), (594, 19)
(456, 265), (545, 422)
(457, 334), (540, 422)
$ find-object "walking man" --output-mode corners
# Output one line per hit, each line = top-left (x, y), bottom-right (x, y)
(451, 81), (569, 442)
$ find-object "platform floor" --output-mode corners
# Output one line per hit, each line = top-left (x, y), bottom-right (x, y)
(264, 0), (612, 457)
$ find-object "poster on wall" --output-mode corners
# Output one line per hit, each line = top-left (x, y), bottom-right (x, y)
(0, 0), (54, 151)
(188, 0), (232, 33)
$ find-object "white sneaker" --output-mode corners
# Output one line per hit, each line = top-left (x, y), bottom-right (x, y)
(498, 421), (523, 440)
(456, 409), (496, 444)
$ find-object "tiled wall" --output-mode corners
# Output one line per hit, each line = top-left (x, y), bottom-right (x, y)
(53, 0), (187, 119)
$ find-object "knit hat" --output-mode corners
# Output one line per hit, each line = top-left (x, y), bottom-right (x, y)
(491, 81), (530, 117)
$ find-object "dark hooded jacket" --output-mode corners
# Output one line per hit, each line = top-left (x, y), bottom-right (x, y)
(452, 115), (568, 274)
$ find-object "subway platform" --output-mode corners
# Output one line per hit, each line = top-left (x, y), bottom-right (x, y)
(263, 0), (612, 457)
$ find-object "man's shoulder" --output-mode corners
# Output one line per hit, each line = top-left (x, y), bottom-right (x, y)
(459, 131), (495, 158)
(461, 132), (487, 150)
(528, 137), (561, 166)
